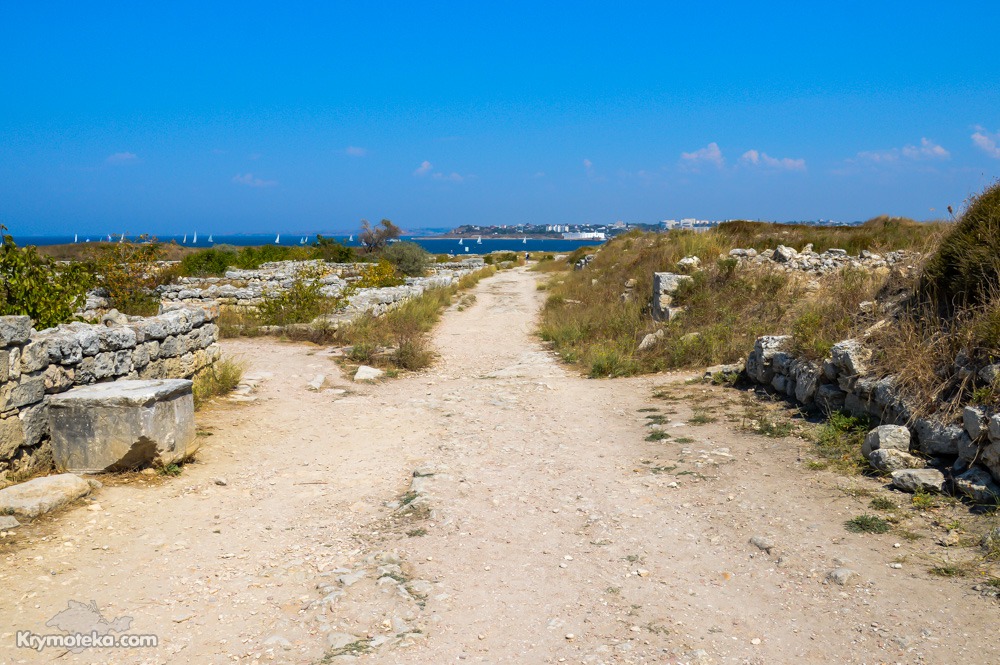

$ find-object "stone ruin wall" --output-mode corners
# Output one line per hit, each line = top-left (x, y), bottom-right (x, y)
(151, 259), (486, 309)
(744, 335), (1000, 497)
(637, 245), (1000, 495)
(0, 305), (220, 487)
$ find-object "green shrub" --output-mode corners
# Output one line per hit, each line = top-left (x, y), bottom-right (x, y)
(379, 241), (429, 276)
(844, 514), (891, 534)
(355, 259), (405, 288)
(313, 235), (355, 263)
(180, 248), (237, 276)
(256, 277), (333, 326)
(0, 228), (94, 328)
(192, 356), (246, 408)
(92, 236), (164, 316)
(921, 181), (1000, 313)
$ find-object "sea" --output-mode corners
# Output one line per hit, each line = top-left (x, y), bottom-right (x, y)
(7, 234), (604, 255)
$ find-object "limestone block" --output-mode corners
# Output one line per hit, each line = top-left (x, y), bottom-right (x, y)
(955, 466), (1000, 504)
(793, 360), (821, 404)
(0, 316), (32, 347)
(815, 384), (846, 412)
(868, 449), (923, 473)
(97, 326), (137, 352)
(0, 415), (26, 459)
(891, 468), (945, 493)
(830, 339), (870, 376)
(862, 425), (911, 457)
(913, 418), (966, 456)
(19, 340), (50, 373)
(0, 373), (45, 412)
(18, 400), (48, 448)
(43, 364), (74, 394)
(0, 473), (92, 518)
(47, 379), (196, 473)
(746, 335), (790, 385)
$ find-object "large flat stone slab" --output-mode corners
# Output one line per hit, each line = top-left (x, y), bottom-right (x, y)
(48, 379), (196, 473)
(0, 474), (91, 518)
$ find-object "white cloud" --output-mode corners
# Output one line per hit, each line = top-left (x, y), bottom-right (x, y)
(232, 173), (277, 188)
(972, 127), (1000, 158)
(345, 146), (368, 157)
(680, 142), (724, 169)
(583, 158), (593, 170)
(414, 160), (467, 183)
(857, 137), (950, 163)
(740, 149), (806, 171)
(106, 152), (138, 165)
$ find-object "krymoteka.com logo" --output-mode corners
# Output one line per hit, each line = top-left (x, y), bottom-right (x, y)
(16, 600), (157, 652)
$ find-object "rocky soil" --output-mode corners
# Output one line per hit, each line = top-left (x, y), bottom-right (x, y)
(1, 267), (998, 664)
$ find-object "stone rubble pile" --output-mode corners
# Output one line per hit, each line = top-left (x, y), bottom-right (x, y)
(745, 334), (1000, 502)
(729, 245), (918, 275)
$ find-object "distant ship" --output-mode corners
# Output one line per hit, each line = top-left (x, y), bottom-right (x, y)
(458, 238), (463, 245)
(74, 234), (78, 243)
(275, 234), (280, 244)
(193, 231), (198, 244)
(476, 236), (482, 244)
(562, 231), (606, 240)
(182, 234), (187, 243)
(522, 237), (527, 244)
(208, 234), (213, 243)
(348, 234), (353, 242)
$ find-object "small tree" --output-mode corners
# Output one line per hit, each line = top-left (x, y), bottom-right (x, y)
(359, 219), (401, 253)
(0, 227), (93, 329)
(380, 241), (429, 276)
(92, 236), (165, 316)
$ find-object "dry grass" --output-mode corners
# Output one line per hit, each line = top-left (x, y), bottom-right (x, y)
(537, 220), (942, 378)
(192, 356), (247, 408)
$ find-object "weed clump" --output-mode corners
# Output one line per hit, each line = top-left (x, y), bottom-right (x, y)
(921, 181), (1000, 314)
(845, 514), (891, 534)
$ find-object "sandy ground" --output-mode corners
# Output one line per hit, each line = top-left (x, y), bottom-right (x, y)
(1, 267), (998, 664)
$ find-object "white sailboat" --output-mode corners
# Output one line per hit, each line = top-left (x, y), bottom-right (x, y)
(522, 237), (527, 244)
(464, 246), (469, 252)
(208, 234), (213, 243)
(348, 234), (353, 242)
(74, 234), (78, 243)
(275, 234), (280, 244)
(193, 231), (198, 244)
(458, 238), (463, 245)
(476, 235), (482, 244)
(182, 234), (187, 244)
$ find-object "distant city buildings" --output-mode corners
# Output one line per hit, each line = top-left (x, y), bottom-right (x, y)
(449, 216), (853, 239)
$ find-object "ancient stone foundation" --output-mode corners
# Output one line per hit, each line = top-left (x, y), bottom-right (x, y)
(0, 305), (219, 485)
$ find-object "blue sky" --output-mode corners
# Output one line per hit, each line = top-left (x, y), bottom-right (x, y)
(2, 2), (1000, 235)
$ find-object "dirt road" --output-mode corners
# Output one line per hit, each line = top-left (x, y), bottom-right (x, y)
(1, 268), (998, 664)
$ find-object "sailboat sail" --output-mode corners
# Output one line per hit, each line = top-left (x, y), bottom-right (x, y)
(275, 234), (280, 244)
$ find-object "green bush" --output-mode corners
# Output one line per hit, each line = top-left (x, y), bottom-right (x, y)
(91, 237), (164, 316)
(921, 181), (1000, 313)
(379, 241), (429, 276)
(180, 248), (237, 276)
(313, 235), (355, 263)
(0, 229), (94, 328)
(256, 278), (331, 326)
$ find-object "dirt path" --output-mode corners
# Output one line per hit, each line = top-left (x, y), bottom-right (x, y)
(1, 268), (998, 664)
